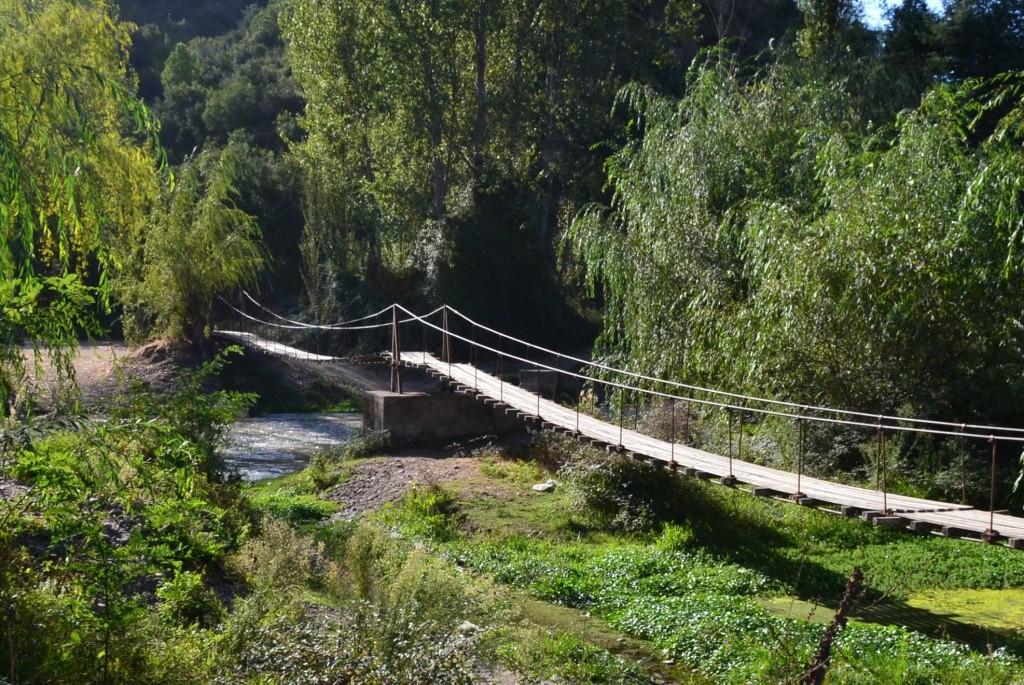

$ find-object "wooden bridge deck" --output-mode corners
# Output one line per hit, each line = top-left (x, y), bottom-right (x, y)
(399, 351), (1024, 549)
(218, 330), (342, 362)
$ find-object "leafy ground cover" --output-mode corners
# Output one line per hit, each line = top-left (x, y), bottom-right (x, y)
(374, 433), (1024, 684)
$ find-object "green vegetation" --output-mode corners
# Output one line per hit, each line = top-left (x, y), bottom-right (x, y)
(4, 0), (1024, 682)
(0, 0), (161, 411)
(378, 434), (1024, 684)
(116, 145), (265, 347)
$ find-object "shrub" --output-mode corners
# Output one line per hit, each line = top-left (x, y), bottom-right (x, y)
(383, 484), (461, 542)
(341, 429), (393, 461)
(231, 518), (322, 589)
(559, 451), (687, 533)
(156, 570), (225, 628)
(210, 597), (474, 685)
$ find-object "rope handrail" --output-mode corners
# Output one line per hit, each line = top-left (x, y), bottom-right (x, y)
(223, 295), (446, 332)
(394, 304), (1024, 444)
(440, 304), (1024, 438)
(219, 295), (1024, 444)
(219, 296), (401, 332)
(240, 291), (399, 329)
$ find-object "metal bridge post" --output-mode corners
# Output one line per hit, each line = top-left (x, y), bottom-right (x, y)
(727, 410), (733, 470)
(670, 398), (676, 466)
(792, 417), (805, 501)
(498, 336), (504, 402)
(421, 315), (427, 359)
(575, 375), (581, 435)
(959, 425), (967, 505)
(684, 400), (692, 446)
(618, 390), (624, 451)
(536, 366), (542, 420)
(723, 408), (737, 486)
(984, 437), (1000, 543)
(472, 324), (478, 391)
(879, 425), (888, 515)
(442, 307), (451, 370)
(390, 306), (403, 394)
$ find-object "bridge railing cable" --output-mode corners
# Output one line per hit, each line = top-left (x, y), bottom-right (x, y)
(396, 304), (1023, 538)
(439, 304), (1024, 439)
(392, 304), (1024, 443)
(221, 296), (1024, 538)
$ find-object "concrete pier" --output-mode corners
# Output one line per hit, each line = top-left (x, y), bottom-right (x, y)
(363, 390), (524, 442)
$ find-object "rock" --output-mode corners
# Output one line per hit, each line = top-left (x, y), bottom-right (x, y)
(532, 479), (557, 493)
(457, 620), (480, 635)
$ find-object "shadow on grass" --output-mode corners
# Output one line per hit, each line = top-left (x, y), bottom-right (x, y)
(669, 476), (882, 602)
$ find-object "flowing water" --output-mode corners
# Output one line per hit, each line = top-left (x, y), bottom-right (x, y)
(224, 412), (363, 481)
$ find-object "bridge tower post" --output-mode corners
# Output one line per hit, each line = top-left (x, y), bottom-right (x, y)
(984, 437), (1001, 543)
(390, 305), (403, 394)
(442, 307), (452, 375)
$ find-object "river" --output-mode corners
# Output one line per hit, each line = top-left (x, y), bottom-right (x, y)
(223, 412), (363, 481)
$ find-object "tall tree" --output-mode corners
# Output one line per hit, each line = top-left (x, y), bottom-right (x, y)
(0, 0), (160, 410)
(117, 145), (264, 348)
(283, 0), (704, 320)
(940, 0), (1024, 80)
(566, 54), (1024, 424)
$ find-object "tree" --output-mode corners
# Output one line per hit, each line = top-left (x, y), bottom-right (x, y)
(565, 54), (1024, 425)
(940, 0), (1024, 80)
(883, 0), (943, 86)
(0, 0), (161, 411)
(282, 0), (704, 324)
(117, 145), (264, 348)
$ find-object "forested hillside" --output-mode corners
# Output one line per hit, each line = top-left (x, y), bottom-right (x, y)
(105, 0), (1024, 384)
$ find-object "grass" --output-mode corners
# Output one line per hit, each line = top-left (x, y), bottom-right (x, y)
(374, 435), (1024, 684)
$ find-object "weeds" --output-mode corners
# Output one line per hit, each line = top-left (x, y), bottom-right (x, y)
(381, 483), (461, 542)
(340, 429), (393, 461)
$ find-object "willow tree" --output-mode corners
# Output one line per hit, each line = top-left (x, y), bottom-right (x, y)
(566, 56), (1024, 424)
(0, 0), (161, 411)
(117, 144), (264, 348)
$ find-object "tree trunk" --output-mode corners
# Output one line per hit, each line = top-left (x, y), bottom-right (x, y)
(473, 2), (487, 175)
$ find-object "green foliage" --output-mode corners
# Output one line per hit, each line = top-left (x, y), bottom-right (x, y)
(231, 517), (322, 590)
(252, 491), (339, 527)
(281, 0), (703, 321)
(480, 629), (650, 685)
(337, 429), (393, 461)
(0, 0), (161, 409)
(105, 346), (256, 480)
(307, 447), (351, 491)
(156, 570), (225, 628)
(382, 484), (461, 543)
(117, 144), (265, 346)
(560, 449), (690, 533)
(455, 533), (1023, 683)
(208, 592), (475, 685)
(0, 416), (246, 683)
(566, 54), (1024, 432)
(0, 346), (257, 681)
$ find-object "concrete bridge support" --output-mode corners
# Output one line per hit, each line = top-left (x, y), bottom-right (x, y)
(363, 390), (524, 443)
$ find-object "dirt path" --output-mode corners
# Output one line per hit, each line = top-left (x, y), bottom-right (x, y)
(324, 453), (485, 518)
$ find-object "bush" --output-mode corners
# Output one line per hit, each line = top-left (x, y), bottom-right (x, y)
(231, 518), (322, 589)
(211, 597), (474, 685)
(559, 450), (687, 533)
(383, 484), (461, 543)
(156, 570), (225, 628)
(341, 429), (393, 461)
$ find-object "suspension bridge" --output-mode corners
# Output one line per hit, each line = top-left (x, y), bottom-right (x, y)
(218, 295), (1024, 550)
